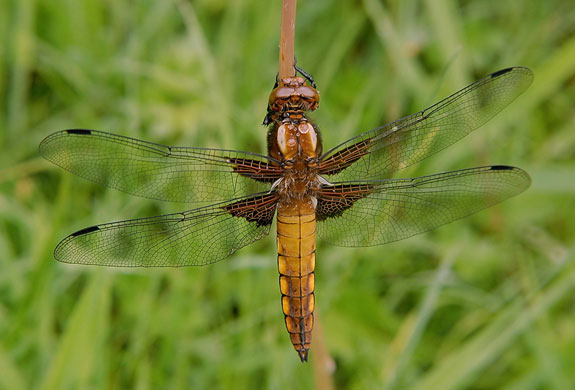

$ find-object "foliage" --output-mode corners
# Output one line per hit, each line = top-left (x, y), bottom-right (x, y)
(0, 0), (573, 389)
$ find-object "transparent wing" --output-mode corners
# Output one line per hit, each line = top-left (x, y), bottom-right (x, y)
(39, 130), (281, 203)
(319, 67), (533, 180)
(54, 193), (278, 266)
(316, 166), (530, 247)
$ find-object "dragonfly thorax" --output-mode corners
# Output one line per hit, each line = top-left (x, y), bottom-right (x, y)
(266, 76), (323, 166)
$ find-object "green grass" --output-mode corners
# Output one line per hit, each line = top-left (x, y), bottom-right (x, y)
(1, 0), (574, 389)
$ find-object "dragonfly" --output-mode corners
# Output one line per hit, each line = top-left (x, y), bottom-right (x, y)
(39, 66), (533, 362)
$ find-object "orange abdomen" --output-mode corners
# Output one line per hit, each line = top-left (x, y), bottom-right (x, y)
(277, 200), (316, 362)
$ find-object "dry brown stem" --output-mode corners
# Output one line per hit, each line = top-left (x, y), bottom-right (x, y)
(278, 0), (297, 79)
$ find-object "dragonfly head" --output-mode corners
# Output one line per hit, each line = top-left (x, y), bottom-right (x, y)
(268, 76), (320, 115)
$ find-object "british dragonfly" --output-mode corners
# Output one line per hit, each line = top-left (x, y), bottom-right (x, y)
(39, 66), (533, 362)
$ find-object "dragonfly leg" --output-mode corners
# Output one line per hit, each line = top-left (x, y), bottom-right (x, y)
(293, 55), (316, 88)
(295, 65), (316, 88)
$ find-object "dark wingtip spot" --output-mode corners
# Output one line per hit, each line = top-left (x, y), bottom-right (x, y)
(491, 68), (513, 78)
(71, 225), (100, 237)
(66, 129), (92, 135)
(490, 165), (514, 171)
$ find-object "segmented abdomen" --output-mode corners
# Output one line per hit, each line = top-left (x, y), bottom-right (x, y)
(276, 200), (316, 362)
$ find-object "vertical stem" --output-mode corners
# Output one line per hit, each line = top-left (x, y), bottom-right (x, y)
(279, 0), (297, 79)
(312, 313), (335, 389)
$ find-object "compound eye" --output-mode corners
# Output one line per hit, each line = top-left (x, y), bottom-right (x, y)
(274, 87), (294, 99)
(269, 86), (294, 107)
(298, 86), (319, 102)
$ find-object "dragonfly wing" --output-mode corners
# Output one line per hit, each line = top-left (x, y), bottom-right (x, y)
(316, 166), (530, 247)
(39, 130), (281, 203)
(54, 192), (279, 266)
(319, 67), (533, 180)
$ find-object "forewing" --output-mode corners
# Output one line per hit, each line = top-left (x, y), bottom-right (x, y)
(319, 67), (533, 180)
(54, 193), (278, 266)
(316, 166), (530, 247)
(39, 130), (281, 203)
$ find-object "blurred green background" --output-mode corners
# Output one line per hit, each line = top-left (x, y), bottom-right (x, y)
(1, 0), (574, 389)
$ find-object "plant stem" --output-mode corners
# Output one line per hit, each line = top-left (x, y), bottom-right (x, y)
(279, 0), (297, 79)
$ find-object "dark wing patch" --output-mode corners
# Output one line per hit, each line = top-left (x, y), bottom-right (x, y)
(317, 139), (370, 176)
(316, 184), (374, 221)
(222, 193), (279, 226)
(227, 158), (282, 183)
